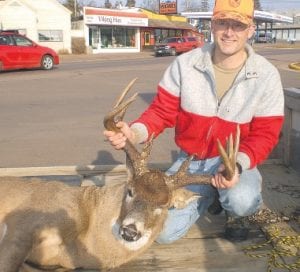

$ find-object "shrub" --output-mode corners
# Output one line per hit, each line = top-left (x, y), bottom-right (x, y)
(72, 37), (86, 54)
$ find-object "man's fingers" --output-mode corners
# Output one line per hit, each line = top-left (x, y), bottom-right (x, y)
(103, 130), (116, 137)
(212, 173), (235, 189)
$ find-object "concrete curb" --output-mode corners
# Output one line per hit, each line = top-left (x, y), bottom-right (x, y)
(59, 51), (155, 63)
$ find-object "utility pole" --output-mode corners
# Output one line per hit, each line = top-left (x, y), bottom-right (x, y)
(74, 0), (77, 18)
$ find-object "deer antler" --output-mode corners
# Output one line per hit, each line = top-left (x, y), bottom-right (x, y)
(104, 79), (241, 196)
(103, 78), (150, 177)
(166, 126), (241, 188)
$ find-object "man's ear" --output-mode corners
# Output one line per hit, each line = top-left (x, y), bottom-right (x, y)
(211, 20), (216, 33)
(248, 24), (256, 39)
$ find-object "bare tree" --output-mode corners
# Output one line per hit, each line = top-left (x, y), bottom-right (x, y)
(200, 0), (209, 12)
(254, 0), (262, 11)
(62, 0), (81, 19)
(86, 1), (99, 7)
(114, 1), (124, 8)
(105, 0), (112, 8)
(126, 0), (136, 7)
(182, 0), (203, 12)
(141, 0), (159, 12)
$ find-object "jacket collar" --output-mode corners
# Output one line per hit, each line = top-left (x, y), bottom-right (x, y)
(194, 43), (259, 79)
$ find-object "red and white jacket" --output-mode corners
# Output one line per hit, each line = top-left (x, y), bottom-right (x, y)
(131, 44), (284, 171)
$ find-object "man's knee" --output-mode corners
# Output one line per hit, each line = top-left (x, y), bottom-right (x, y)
(224, 193), (262, 216)
(155, 217), (193, 244)
(220, 167), (263, 216)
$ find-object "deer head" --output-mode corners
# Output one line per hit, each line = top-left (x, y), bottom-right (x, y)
(104, 78), (239, 249)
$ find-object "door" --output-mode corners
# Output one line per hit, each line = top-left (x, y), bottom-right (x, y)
(0, 35), (20, 69)
(13, 35), (40, 67)
(176, 38), (185, 53)
(144, 32), (151, 46)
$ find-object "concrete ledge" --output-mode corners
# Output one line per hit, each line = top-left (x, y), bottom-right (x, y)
(0, 163), (171, 177)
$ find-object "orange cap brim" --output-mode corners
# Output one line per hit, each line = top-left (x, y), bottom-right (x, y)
(212, 11), (253, 25)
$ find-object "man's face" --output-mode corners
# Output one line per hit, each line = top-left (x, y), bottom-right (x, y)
(211, 19), (255, 57)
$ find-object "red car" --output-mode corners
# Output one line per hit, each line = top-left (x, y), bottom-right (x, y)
(0, 32), (59, 71)
(154, 36), (203, 57)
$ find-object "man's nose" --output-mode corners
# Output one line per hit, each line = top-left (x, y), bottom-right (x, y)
(224, 24), (236, 34)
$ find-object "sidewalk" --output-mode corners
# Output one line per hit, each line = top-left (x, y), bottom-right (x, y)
(59, 50), (155, 62)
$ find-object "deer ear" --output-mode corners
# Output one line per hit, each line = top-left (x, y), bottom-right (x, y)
(169, 188), (201, 209)
(126, 156), (133, 180)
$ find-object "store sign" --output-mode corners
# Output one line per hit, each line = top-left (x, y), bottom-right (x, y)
(159, 0), (177, 14)
(85, 14), (148, 27)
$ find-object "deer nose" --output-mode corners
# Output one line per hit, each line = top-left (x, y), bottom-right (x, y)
(120, 224), (141, 242)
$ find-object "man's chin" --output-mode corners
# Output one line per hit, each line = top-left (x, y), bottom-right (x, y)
(217, 43), (240, 57)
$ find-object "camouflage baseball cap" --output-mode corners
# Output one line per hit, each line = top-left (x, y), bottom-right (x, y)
(212, 0), (254, 25)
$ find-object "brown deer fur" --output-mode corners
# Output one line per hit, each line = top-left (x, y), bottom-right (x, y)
(0, 79), (238, 271)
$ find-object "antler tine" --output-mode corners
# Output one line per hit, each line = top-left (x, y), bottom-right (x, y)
(227, 134), (233, 162)
(103, 78), (151, 178)
(114, 77), (138, 108)
(140, 133), (155, 160)
(217, 139), (234, 180)
(165, 155), (212, 189)
(176, 155), (194, 177)
(103, 78), (138, 132)
(103, 92), (138, 132)
(130, 134), (155, 177)
(217, 125), (240, 180)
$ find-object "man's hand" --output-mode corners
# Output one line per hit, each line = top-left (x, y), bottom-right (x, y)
(211, 164), (240, 189)
(103, 121), (136, 150)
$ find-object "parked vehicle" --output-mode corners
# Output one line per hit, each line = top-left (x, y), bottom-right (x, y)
(154, 36), (203, 57)
(255, 32), (275, 43)
(0, 32), (59, 71)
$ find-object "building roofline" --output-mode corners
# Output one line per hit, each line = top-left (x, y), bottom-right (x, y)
(181, 10), (293, 24)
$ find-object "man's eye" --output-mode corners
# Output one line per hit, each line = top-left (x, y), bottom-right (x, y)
(235, 23), (243, 28)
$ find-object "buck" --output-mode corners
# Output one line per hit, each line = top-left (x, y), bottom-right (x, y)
(0, 79), (239, 272)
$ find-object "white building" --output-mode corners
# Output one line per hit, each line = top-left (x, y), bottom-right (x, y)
(0, 0), (72, 53)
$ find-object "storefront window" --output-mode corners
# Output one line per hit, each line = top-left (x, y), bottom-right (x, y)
(169, 29), (176, 37)
(162, 29), (168, 39)
(93, 26), (137, 49)
(89, 26), (100, 49)
(38, 30), (63, 42)
(154, 29), (184, 42)
(154, 29), (161, 43)
(100, 27), (112, 48)
(127, 29), (136, 47)
(176, 29), (183, 36)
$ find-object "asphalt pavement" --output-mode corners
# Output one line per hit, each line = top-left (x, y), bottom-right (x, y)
(59, 42), (300, 70)
(0, 43), (299, 169)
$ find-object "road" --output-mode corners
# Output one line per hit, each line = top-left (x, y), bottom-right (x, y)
(0, 47), (299, 168)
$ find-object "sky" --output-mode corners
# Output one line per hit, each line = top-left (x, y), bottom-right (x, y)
(149, 0), (300, 12)
(254, 0), (300, 11)
(69, 0), (300, 13)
